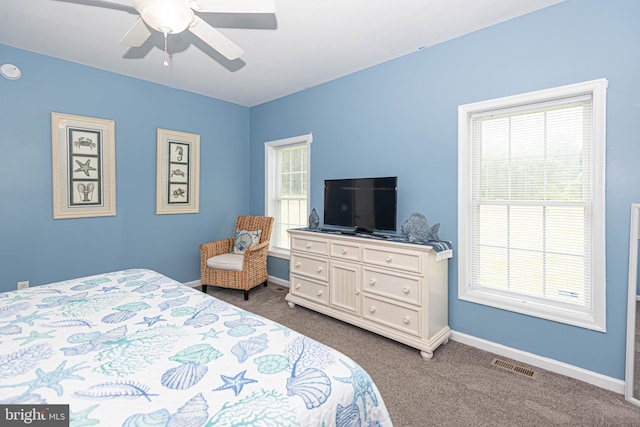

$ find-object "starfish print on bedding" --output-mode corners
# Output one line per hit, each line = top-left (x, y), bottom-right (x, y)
(12, 330), (55, 346)
(136, 315), (166, 327)
(0, 361), (87, 396)
(7, 294), (32, 303)
(3, 311), (49, 327)
(199, 327), (222, 341)
(213, 370), (257, 396)
(69, 404), (100, 427)
(74, 159), (96, 176)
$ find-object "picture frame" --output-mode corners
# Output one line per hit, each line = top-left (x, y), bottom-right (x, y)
(156, 128), (200, 215)
(51, 112), (116, 219)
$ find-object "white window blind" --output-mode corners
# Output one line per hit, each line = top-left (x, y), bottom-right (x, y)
(265, 134), (312, 254)
(459, 79), (607, 330)
(275, 144), (308, 248)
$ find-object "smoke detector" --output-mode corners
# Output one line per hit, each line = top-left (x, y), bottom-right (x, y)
(0, 64), (21, 80)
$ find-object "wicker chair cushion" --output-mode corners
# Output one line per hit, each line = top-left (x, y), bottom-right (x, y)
(206, 253), (244, 271)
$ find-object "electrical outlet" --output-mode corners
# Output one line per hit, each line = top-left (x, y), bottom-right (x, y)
(17, 281), (29, 290)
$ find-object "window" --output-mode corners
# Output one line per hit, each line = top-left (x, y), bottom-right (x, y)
(265, 133), (312, 255)
(458, 79), (607, 331)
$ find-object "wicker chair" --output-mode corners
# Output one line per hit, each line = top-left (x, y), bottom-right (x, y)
(200, 216), (274, 300)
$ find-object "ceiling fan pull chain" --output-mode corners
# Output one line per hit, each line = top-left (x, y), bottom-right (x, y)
(163, 32), (169, 67)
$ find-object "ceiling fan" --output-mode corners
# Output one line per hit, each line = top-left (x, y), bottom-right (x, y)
(58, 0), (276, 64)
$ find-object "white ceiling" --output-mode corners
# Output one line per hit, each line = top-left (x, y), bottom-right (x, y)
(0, 0), (564, 107)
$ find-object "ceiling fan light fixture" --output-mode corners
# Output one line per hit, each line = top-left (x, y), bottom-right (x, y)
(133, 0), (195, 35)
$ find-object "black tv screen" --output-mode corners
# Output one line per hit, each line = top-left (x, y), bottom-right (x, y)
(324, 177), (397, 233)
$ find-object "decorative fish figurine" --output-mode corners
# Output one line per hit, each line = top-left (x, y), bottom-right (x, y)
(401, 212), (440, 242)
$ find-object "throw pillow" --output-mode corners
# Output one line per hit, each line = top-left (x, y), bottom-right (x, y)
(231, 229), (262, 254)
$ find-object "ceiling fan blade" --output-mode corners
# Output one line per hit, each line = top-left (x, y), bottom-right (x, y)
(189, 16), (245, 60)
(119, 17), (152, 47)
(52, 0), (136, 14)
(193, 0), (276, 14)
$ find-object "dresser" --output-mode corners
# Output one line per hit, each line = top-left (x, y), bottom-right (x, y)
(286, 229), (450, 359)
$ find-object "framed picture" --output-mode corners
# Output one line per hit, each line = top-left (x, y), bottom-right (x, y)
(51, 112), (116, 219)
(156, 128), (200, 215)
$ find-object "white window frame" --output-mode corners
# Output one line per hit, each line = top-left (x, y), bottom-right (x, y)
(265, 133), (312, 258)
(458, 79), (607, 331)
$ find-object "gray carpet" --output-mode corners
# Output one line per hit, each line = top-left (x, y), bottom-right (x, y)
(205, 283), (640, 426)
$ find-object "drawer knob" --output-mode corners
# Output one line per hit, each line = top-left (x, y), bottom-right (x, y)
(295, 283), (301, 289)
(355, 289), (360, 295)
(294, 262), (301, 268)
(306, 243), (312, 248)
(317, 290), (323, 296)
(369, 306), (376, 313)
(403, 287), (410, 294)
(341, 249), (348, 255)
(316, 267), (323, 273)
(368, 279), (376, 286)
(385, 256), (393, 263)
(403, 316), (410, 324)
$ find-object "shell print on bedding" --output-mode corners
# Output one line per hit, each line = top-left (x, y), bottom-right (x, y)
(161, 344), (223, 390)
(286, 336), (335, 409)
(161, 362), (209, 390)
(183, 298), (229, 328)
(231, 333), (269, 363)
(123, 392), (209, 427)
(0, 269), (392, 425)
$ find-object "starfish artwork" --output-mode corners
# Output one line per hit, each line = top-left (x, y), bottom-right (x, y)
(74, 159), (97, 177)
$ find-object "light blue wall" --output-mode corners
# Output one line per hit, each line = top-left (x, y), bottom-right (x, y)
(250, 0), (640, 380)
(0, 44), (250, 290)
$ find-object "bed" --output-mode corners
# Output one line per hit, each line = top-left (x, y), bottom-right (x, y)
(0, 269), (391, 426)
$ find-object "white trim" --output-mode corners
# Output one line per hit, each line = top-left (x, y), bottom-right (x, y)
(458, 78), (608, 331)
(264, 133), (313, 251)
(183, 279), (201, 288)
(267, 275), (289, 288)
(625, 204), (640, 406)
(450, 330), (624, 394)
(268, 249), (290, 260)
(182, 276), (289, 289)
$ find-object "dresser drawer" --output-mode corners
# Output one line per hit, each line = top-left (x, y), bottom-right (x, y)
(362, 295), (420, 336)
(290, 275), (328, 305)
(291, 235), (329, 256)
(362, 267), (420, 305)
(290, 254), (329, 281)
(362, 245), (422, 273)
(330, 241), (360, 261)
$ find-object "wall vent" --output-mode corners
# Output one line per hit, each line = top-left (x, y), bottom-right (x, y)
(491, 358), (538, 379)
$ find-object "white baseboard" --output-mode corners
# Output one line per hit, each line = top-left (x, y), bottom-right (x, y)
(183, 276), (289, 289)
(450, 330), (624, 394)
(267, 275), (289, 288)
(184, 279), (201, 288)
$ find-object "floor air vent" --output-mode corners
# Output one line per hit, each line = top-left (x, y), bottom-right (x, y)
(491, 358), (538, 379)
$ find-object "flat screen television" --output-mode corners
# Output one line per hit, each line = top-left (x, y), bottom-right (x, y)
(323, 176), (397, 234)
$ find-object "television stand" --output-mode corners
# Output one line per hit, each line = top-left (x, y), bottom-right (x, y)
(286, 228), (450, 359)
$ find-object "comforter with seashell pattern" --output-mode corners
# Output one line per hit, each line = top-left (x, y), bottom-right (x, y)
(0, 269), (391, 426)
